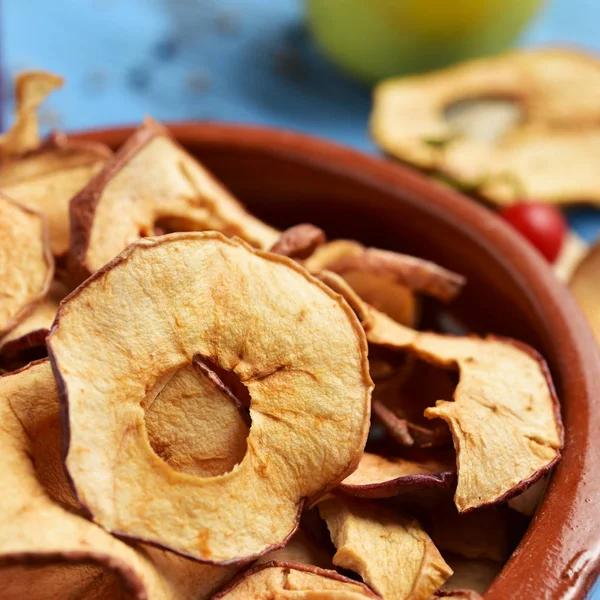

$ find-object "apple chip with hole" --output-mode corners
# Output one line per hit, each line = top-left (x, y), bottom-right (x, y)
(317, 495), (452, 600)
(569, 240), (600, 346)
(213, 562), (379, 599)
(0, 193), (54, 337)
(0, 71), (63, 158)
(362, 315), (563, 512)
(338, 451), (455, 499)
(371, 48), (600, 205)
(0, 132), (111, 258)
(0, 359), (237, 600)
(68, 118), (279, 280)
(48, 232), (372, 563)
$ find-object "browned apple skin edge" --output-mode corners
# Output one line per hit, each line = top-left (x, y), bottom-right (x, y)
(49, 233), (370, 566)
(211, 561), (380, 599)
(269, 223), (326, 259)
(0, 195), (54, 338)
(67, 120), (164, 283)
(337, 469), (456, 499)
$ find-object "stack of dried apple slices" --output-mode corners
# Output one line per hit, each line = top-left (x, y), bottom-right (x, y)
(0, 72), (563, 600)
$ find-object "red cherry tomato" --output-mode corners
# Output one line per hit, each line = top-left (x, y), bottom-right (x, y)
(499, 203), (567, 263)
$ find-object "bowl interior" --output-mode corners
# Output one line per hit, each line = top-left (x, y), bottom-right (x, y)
(74, 123), (600, 600)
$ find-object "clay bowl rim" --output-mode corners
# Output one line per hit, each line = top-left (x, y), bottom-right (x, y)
(71, 122), (600, 599)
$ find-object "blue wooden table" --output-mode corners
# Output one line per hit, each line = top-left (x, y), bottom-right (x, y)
(3, 0), (599, 596)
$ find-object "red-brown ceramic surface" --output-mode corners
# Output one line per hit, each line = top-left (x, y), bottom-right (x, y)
(72, 123), (600, 600)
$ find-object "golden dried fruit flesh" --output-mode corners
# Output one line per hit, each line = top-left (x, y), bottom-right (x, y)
(0, 194), (53, 337)
(48, 232), (371, 563)
(213, 562), (378, 599)
(0, 360), (235, 600)
(270, 224), (326, 260)
(318, 496), (452, 600)
(354, 308), (562, 512)
(372, 49), (600, 205)
(144, 359), (249, 477)
(0, 133), (111, 257)
(0, 71), (63, 157)
(569, 240), (600, 346)
(338, 451), (455, 499)
(69, 118), (279, 279)
(256, 530), (333, 570)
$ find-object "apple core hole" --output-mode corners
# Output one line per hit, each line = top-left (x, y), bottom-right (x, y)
(444, 97), (523, 144)
(144, 359), (251, 478)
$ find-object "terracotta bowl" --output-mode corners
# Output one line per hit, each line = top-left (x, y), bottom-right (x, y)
(73, 123), (600, 599)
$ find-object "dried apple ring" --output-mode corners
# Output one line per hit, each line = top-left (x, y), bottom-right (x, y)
(48, 232), (371, 564)
(0, 360), (235, 600)
(0, 193), (54, 337)
(68, 118), (279, 281)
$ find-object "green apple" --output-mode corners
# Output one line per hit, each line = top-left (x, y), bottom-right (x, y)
(305, 0), (544, 83)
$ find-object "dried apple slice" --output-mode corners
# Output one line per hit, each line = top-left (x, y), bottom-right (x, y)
(144, 358), (249, 477)
(213, 562), (379, 599)
(372, 49), (600, 205)
(569, 240), (600, 345)
(48, 232), (371, 563)
(338, 451), (455, 498)
(0, 71), (63, 157)
(68, 118), (279, 280)
(0, 193), (54, 337)
(317, 496), (452, 600)
(0, 359), (236, 600)
(330, 290), (562, 512)
(306, 240), (464, 304)
(270, 224), (326, 259)
(0, 132), (111, 257)
(256, 530), (333, 569)
(435, 591), (483, 599)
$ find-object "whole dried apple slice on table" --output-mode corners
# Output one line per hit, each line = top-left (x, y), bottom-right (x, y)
(0, 132), (111, 258)
(0, 193), (54, 337)
(68, 118), (279, 281)
(371, 48), (600, 205)
(317, 495), (452, 600)
(48, 232), (372, 563)
(0, 71), (63, 157)
(338, 451), (455, 499)
(0, 360), (236, 600)
(213, 562), (379, 599)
